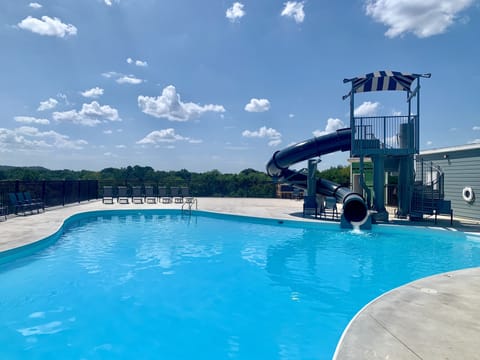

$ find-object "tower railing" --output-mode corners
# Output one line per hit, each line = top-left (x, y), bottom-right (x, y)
(351, 115), (418, 156)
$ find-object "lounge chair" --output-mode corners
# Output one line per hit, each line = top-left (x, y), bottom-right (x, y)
(145, 186), (156, 204)
(320, 196), (338, 219)
(171, 186), (183, 203)
(117, 186), (129, 204)
(303, 195), (318, 218)
(181, 186), (194, 203)
(17, 192), (42, 214)
(23, 191), (45, 213)
(8, 193), (31, 215)
(158, 186), (172, 204)
(0, 202), (7, 221)
(132, 186), (144, 204)
(102, 186), (114, 204)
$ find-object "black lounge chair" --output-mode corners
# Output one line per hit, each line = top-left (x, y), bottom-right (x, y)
(145, 186), (156, 204)
(23, 191), (45, 213)
(132, 186), (144, 204)
(0, 202), (7, 221)
(102, 186), (114, 204)
(17, 192), (41, 214)
(171, 186), (183, 203)
(8, 193), (31, 215)
(158, 186), (172, 204)
(319, 196), (338, 220)
(181, 186), (194, 203)
(303, 195), (318, 218)
(117, 186), (129, 204)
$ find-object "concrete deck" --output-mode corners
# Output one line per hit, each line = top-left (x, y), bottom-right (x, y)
(1, 197), (480, 359)
(334, 268), (480, 360)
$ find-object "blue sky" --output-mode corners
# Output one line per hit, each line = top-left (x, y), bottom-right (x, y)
(1, 1), (479, 173)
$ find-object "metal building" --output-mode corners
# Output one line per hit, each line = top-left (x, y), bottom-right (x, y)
(416, 144), (480, 220)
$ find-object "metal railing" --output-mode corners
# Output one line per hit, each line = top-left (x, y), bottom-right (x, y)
(0, 180), (98, 215)
(411, 160), (448, 216)
(351, 115), (418, 156)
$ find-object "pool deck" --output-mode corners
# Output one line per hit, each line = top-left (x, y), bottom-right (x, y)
(1, 197), (480, 359)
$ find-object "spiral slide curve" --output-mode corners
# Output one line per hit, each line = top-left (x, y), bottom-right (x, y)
(266, 128), (369, 224)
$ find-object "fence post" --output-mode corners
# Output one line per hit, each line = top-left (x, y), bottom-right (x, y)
(62, 181), (66, 206)
(42, 181), (46, 206)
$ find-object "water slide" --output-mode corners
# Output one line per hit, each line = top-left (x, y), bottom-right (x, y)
(266, 128), (369, 224)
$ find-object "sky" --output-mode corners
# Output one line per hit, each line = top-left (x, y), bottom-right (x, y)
(1, 0), (479, 173)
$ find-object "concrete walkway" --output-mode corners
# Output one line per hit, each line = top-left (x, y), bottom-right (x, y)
(1, 197), (480, 359)
(334, 268), (480, 360)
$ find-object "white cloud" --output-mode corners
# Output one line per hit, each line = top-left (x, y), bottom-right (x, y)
(37, 98), (58, 111)
(102, 71), (144, 84)
(117, 75), (144, 84)
(226, 2), (246, 22)
(469, 139), (480, 144)
(365, 0), (475, 38)
(245, 98), (271, 112)
(281, 1), (305, 23)
(354, 101), (380, 116)
(426, 140), (433, 145)
(289, 113), (295, 118)
(0, 126), (87, 152)
(14, 116), (50, 125)
(137, 128), (201, 145)
(127, 57), (148, 67)
(313, 118), (346, 137)
(242, 126), (282, 146)
(138, 85), (226, 121)
(53, 101), (120, 126)
(104, 0), (119, 5)
(103, 130), (113, 134)
(29, 2), (42, 9)
(81, 87), (104, 98)
(473, 126), (480, 131)
(57, 93), (70, 105)
(17, 16), (77, 38)
(102, 71), (119, 79)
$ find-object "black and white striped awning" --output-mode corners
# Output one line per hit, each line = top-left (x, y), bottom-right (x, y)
(343, 71), (430, 99)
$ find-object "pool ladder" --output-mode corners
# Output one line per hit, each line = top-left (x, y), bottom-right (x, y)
(181, 197), (198, 214)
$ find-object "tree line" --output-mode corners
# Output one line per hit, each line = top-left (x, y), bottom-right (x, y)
(0, 165), (350, 198)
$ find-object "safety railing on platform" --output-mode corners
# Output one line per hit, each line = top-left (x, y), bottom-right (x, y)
(351, 115), (418, 156)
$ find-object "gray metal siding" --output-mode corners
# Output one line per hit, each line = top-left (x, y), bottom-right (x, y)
(418, 149), (480, 220)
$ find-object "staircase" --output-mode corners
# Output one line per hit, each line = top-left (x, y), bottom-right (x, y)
(410, 160), (452, 223)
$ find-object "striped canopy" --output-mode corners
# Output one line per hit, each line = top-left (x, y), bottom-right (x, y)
(343, 71), (429, 99)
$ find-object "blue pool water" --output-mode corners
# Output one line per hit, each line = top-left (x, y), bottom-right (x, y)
(1, 210), (480, 359)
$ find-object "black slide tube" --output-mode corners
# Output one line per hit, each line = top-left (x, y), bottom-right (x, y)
(266, 128), (368, 224)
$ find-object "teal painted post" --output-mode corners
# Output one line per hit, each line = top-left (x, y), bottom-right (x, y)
(307, 159), (317, 197)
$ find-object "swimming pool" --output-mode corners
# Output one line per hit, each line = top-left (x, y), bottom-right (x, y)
(1, 210), (479, 359)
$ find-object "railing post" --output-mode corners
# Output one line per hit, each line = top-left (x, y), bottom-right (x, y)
(42, 181), (46, 206)
(383, 116), (387, 151)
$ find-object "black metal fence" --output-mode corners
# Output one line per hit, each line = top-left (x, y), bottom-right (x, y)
(0, 180), (98, 214)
